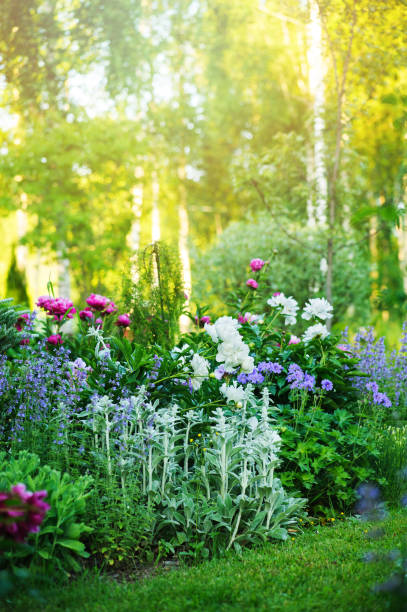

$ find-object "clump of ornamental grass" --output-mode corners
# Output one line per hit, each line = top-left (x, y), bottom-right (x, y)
(121, 241), (185, 349)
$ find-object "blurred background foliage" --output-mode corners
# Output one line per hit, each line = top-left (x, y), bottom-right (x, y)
(0, 0), (406, 337)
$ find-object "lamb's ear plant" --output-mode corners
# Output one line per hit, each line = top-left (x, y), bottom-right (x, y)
(75, 387), (305, 559)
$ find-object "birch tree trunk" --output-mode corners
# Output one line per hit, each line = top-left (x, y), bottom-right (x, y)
(307, 0), (327, 229)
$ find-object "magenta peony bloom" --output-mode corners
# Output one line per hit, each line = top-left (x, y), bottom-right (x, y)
(79, 308), (94, 321)
(0, 484), (50, 542)
(246, 279), (258, 290)
(15, 313), (30, 332)
(104, 302), (117, 315)
(36, 296), (76, 321)
(288, 335), (301, 345)
(273, 292), (281, 297)
(46, 334), (62, 346)
(116, 313), (131, 327)
(36, 295), (52, 310)
(95, 318), (103, 328)
(19, 338), (30, 345)
(250, 258), (266, 272)
(238, 313), (249, 324)
(86, 293), (110, 311)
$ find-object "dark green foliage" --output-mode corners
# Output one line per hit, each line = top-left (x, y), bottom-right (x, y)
(275, 405), (380, 512)
(6, 249), (29, 306)
(122, 242), (185, 349)
(373, 424), (407, 506)
(85, 476), (153, 568)
(0, 298), (23, 353)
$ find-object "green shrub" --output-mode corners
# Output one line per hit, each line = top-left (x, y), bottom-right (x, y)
(274, 405), (380, 512)
(191, 213), (371, 329)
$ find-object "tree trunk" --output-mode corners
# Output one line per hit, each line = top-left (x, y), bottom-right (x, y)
(307, 0), (327, 228)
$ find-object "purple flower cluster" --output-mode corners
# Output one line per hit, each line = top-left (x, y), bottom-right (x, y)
(286, 363), (316, 391)
(237, 361), (283, 385)
(344, 327), (399, 409)
(0, 343), (82, 448)
(146, 354), (163, 386)
(365, 382), (392, 408)
(258, 361), (284, 374)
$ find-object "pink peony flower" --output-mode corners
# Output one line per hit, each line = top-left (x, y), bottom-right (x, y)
(46, 334), (62, 346)
(95, 318), (103, 328)
(0, 484), (50, 542)
(288, 335), (301, 345)
(86, 293), (110, 311)
(79, 308), (94, 320)
(246, 279), (258, 290)
(36, 296), (76, 321)
(250, 258), (266, 272)
(36, 295), (52, 310)
(116, 313), (131, 327)
(104, 302), (117, 315)
(273, 292), (281, 297)
(238, 313), (249, 324)
(15, 313), (30, 332)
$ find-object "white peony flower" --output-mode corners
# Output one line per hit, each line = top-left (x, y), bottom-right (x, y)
(207, 315), (254, 374)
(213, 316), (240, 342)
(190, 353), (210, 390)
(302, 297), (333, 321)
(220, 382), (248, 404)
(240, 355), (255, 373)
(204, 323), (219, 343)
(302, 323), (329, 343)
(267, 293), (298, 325)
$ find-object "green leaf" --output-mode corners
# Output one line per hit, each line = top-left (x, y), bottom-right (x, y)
(57, 539), (86, 554)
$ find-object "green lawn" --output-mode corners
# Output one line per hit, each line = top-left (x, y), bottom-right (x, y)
(9, 512), (407, 612)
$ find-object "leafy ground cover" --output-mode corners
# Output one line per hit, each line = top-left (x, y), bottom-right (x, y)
(8, 511), (407, 612)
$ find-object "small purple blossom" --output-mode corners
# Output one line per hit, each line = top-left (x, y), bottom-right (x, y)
(237, 372), (248, 384)
(258, 361), (283, 374)
(321, 379), (333, 392)
(247, 369), (265, 384)
(214, 365), (227, 380)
